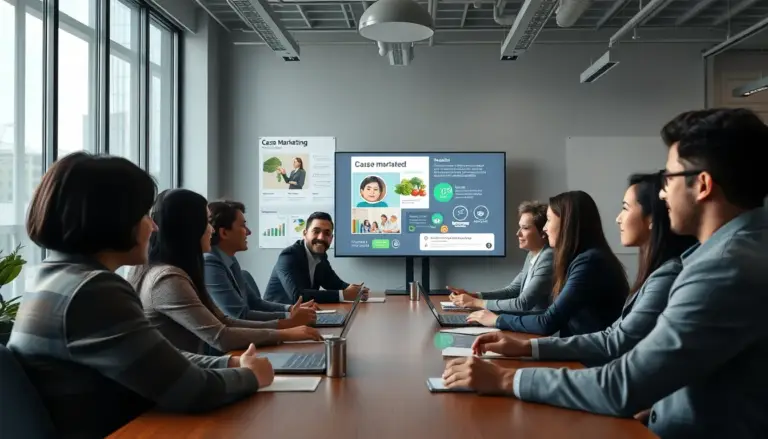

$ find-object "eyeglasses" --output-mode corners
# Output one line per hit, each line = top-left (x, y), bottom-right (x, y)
(659, 169), (705, 187)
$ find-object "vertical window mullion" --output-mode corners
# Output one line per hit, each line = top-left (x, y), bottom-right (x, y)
(138, 7), (149, 171)
(42, 0), (59, 261)
(96, 0), (110, 154)
(171, 30), (179, 188)
(13, 0), (26, 226)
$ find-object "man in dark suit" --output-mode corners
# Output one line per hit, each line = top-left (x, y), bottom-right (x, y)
(263, 212), (369, 304)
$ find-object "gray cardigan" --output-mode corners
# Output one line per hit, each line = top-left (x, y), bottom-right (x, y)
(129, 264), (280, 354)
(8, 253), (258, 438)
(533, 257), (682, 366)
(479, 247), (554, 312)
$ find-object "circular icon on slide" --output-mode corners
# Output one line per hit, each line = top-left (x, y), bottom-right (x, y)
(473, 205), (490, 220)
(452, 205), (468, 221)
(433, 183), (454, 202)
(440, 225), (449, 233)
(431, 213), (444, 226)
(392, 239), (401, 249)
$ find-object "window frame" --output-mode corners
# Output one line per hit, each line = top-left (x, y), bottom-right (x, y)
(1, 0), (181, 290)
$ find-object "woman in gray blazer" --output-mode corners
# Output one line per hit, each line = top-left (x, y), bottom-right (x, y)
(448, 201), (553, 313)
(128, 189), (323, 356)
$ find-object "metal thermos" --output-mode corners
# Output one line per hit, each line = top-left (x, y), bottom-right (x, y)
(409, 281), (420, 301)
(325, 337), (347, 378)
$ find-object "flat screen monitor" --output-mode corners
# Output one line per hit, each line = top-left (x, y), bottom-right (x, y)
(334, 152), (506, 257)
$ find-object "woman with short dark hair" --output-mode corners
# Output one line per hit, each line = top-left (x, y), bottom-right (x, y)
(10, 152), (273, 438)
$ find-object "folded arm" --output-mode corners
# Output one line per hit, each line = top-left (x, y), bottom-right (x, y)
(66, 273), (259, 412)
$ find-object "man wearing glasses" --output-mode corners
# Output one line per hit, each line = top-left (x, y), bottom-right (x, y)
(441, 108), (768, 438)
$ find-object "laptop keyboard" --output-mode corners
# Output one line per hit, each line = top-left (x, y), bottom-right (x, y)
(441, 314), (469, 324)
(285, 353), (326, 369)
(317, 313), (345, 325)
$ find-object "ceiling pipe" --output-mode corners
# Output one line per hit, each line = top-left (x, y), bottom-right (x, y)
(608, 0), (668, 48)
(703, 14), (768, 58)
(555, 0), (592, 27)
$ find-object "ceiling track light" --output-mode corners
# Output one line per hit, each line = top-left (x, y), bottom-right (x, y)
(733, 77), (768, 97)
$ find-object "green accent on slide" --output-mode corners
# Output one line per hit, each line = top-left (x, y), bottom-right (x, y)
(408, 225), (416, 232)
(431, 213), (444, 226)
(433, 183), (454, 202)
(371, 239), (390, 249)
(433, 333), (454, 350)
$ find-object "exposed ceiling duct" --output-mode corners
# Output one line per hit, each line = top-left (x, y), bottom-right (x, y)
(499, 0), (558, 60)
(555, 0), (593, 27)
(580, 49), (619, 83)
(225, 0), (301, 61)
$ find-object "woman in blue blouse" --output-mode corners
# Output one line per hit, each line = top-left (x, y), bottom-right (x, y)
(467, 190), (629, 336)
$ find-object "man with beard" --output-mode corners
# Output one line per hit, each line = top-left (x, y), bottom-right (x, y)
(263, 211), (369, 304)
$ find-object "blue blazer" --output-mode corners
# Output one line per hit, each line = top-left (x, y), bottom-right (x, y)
(203, 247), (290, 321)
(263, 240), (350, 304)
(496, 248), (628, 337)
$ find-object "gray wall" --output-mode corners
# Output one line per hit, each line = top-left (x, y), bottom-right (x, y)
(217, 42), (706, 293)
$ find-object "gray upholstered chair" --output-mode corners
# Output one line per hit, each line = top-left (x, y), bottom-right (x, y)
(0, 344), (56, 438)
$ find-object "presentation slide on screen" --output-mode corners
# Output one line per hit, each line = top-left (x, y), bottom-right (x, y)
(334, 152), (506, 257)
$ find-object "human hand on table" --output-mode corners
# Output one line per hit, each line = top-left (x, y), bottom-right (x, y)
(277, 325), (324, 342)
(446, 286), (479, 298)
(466, 310), (499, 327)
(471, 332), (532, 358)
(278, 297), (316, 328)
(239, 343), (275, 387)
(450, 293), (483, 309)
(343, 283), (369, 301)
(442, 356), (516, 395)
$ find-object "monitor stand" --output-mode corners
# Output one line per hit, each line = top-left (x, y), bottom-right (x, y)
(385, 257), (451, 296)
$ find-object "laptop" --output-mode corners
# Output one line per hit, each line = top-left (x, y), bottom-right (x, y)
(258, 285), (365, 373)
(420, 282), (480, 327)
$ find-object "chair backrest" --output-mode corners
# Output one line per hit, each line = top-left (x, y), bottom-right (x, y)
(0, 344), (57, 438)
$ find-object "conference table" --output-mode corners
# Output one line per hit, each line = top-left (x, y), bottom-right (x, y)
(111, 295), (657, 438)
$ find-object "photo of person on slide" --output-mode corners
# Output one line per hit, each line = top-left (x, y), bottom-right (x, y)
(356, 175), (388, 207)
(277, 157), (306, 190)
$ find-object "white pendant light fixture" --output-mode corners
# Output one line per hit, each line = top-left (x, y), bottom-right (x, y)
(359, 0), (435, 43)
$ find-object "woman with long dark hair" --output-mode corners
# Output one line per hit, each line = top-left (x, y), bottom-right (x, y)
(465, 173), (696, 365)
(128, 189), (322, 355)
(467, 190), (628, 337)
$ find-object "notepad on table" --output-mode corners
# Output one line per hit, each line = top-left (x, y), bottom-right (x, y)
(439, 327), (500, 335)
(441, 346), (531, 360)
(316, 310), (337, 314)
(258, 376), (322, 392)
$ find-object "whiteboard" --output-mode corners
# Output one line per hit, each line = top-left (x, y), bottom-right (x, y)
(566, 137), (668, 255)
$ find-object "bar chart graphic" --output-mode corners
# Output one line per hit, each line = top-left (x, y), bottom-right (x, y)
(263, 223), (286, 237)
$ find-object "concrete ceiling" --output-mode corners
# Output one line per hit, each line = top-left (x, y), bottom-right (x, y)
(195, 0), (768, 46)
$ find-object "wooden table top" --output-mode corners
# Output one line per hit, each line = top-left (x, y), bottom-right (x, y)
(110, 295), (657, 439)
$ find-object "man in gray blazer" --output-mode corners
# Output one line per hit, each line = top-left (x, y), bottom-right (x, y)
(442, 108), (768, 438)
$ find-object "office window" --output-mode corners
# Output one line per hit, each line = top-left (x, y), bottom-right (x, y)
(109, 0), (140, 163)
(148, 18), (176, 191)
(0, 0), (45, 299)
(57, 0), (96, 155)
